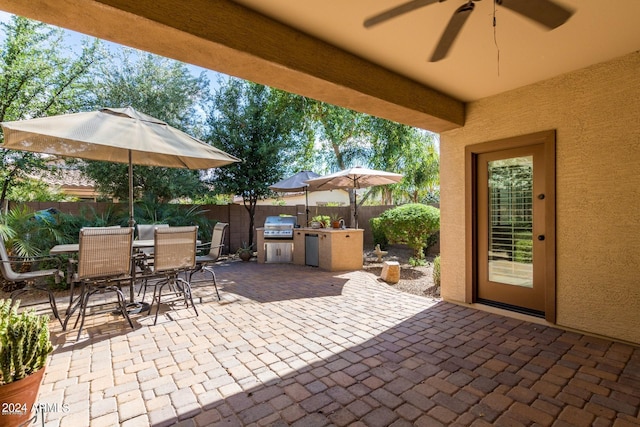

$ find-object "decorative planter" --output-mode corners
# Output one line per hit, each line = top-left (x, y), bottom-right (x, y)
(0, 366), (46, 427)
(238, 250), (252, 262)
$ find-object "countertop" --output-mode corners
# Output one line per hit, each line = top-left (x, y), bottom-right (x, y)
(257, 227), (363, 233)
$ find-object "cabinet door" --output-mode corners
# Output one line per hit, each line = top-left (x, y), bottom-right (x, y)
(266, 243), (293, 263)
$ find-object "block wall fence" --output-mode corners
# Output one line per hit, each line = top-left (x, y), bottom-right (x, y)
(14, 201), (404, 254)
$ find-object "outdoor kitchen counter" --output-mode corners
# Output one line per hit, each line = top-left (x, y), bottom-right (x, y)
(256, 227), (363, 271)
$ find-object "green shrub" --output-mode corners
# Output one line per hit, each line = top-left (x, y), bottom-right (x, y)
(379, 204), (440, 260)
(369, 217), (388, 249)
(433, 255), (441, 287)
(409, 256), (427, 267)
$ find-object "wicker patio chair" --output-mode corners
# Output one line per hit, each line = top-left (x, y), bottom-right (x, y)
(188, 222), (228, 301)
(144, 226), (198, 325)
(63, 227), (135, 340)
(0, 238), (64, 325)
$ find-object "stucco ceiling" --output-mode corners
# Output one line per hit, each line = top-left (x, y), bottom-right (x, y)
(233, 0), (640, 102)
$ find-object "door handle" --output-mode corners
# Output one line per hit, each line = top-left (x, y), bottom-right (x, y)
(537, 235), (545, 241)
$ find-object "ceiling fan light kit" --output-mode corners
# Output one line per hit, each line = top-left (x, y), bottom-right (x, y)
(365, 0), (575, 62)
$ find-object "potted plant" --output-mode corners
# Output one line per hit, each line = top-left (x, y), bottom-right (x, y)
(310, 215), (330, 229)
(0, 299), (53, 426)
(329, 213), (343, 229)
(236, 242), (254, 262)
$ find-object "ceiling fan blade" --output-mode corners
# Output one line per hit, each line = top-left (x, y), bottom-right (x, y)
(429, 2), (474, 62)
(497, 0), (574, 29)
(364, 0), (443, 28)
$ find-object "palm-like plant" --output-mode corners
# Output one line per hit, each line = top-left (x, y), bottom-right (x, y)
(0, 206), (66, 291)
(0, 206), (63, 258)
(134, 196), (213, 242)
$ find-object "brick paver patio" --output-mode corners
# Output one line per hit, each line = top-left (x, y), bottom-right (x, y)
(31, 260), (640, 426)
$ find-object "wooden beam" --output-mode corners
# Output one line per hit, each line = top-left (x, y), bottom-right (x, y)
(0, 0), (465, 131)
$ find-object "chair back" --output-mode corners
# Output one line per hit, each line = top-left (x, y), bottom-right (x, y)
(137, 224), (169, 255)
(77, 227), (134, 280)
(136, 224), (169, 241)
(208, 222), (229, 260)
(154, 226), (198, 272)
(0, 238), (20, 281)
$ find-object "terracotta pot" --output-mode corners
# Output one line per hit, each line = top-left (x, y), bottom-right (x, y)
(0, 366), (46, 427)
(238, 250), (252, 262)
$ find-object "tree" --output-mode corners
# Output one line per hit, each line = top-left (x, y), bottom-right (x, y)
(80, 48), (211, 202)
(399, 132), (439, 203)
(206, 78), (311, 247)
(366, 119), (439, 204)
(305, 102), (373, 224)
(0, 16), (99, 208)
(305, 102), (440, 222)
(5, 176), (68, 202)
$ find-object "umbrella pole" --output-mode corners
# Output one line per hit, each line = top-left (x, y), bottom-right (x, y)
(354, 190), (358, 229)
(128, 150), (135, 227)
(305, 187), (309, 226)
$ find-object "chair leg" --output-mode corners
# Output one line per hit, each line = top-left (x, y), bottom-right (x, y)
(176, 278), (198, 316)
(152, 281), (169, 326)
(202, 266), (221, 301)
(74, 288), (96, 340)
(150, 277), (198, 326)
(10, 286), (64, 327)
(188, 264), (203, 283)
(109, 285), (134, 329)
(146, 279), (166, 315)
(62, 283), (85, 332)
(62, 297), (78, 331)
(178, 278), (198, 317)
(47, 290), (63, 327)
(138, 277), (149, 301)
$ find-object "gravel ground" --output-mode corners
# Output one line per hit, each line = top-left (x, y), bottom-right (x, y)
(363, 244), (441, 299)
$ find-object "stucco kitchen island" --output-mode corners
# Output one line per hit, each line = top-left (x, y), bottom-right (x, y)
(257, 227), (364, 271)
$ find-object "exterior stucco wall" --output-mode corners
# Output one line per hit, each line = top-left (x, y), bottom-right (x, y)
(440, 52), (640, 344)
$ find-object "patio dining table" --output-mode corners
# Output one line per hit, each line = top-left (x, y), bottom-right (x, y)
(50, 239), (156, 255)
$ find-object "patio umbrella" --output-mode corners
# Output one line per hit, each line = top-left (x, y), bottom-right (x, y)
(269, 170), (321, 225)
(305, 166), (403, 228)
(0, 107), (240, 226)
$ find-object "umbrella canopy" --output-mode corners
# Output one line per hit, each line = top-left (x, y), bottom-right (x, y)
(1, 106), (240, 225)
(269, 170), (321, 192)
(305, 166), (403, 228)
(269, 171), (321, 225)
(304, 166), (403, 191)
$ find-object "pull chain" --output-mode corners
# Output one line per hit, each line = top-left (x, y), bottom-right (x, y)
(493, 0), (501, 76)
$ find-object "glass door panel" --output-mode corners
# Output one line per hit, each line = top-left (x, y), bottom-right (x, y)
(487, 156), (533, 287)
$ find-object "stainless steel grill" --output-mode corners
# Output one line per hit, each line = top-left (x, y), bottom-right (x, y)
(263, 216), (297, 239)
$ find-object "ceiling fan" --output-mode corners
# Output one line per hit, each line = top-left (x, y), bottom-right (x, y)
(364, 0), (575, 62)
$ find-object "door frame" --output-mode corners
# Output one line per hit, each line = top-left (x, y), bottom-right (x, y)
(465, 130), (556, 323)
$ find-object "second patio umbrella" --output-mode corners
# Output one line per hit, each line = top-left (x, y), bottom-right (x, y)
(269, 170), (321, 225)
(1, 107), (240, 225)
(305, 166), (403, 228)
